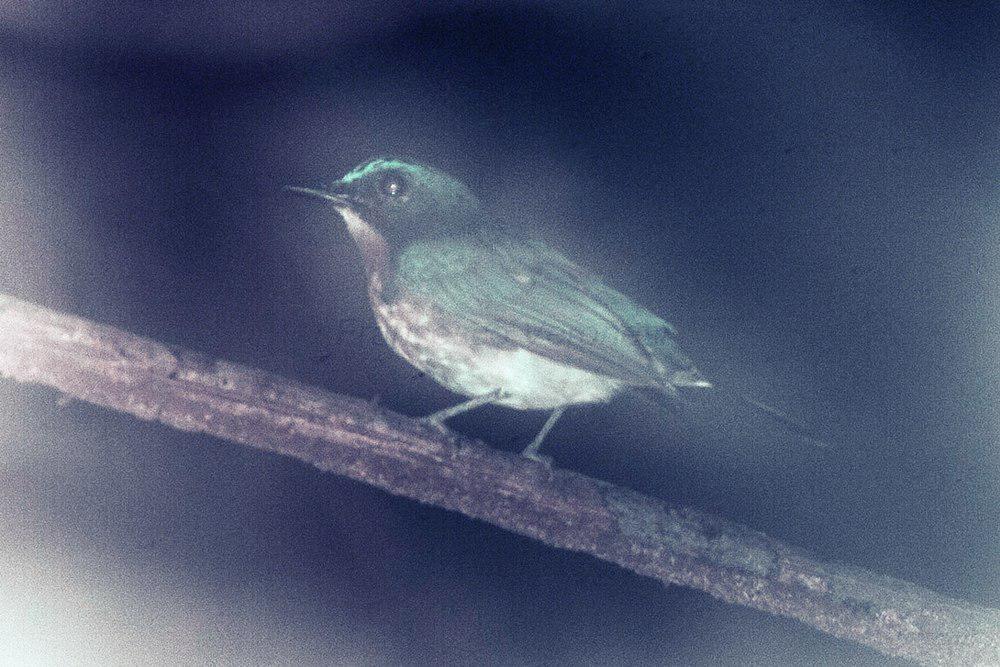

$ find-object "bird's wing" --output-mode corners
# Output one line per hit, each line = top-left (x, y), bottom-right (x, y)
(394, 236), (699, 388)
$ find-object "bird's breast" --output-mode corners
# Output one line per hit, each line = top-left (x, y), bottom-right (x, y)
(369, 293), (624, 410)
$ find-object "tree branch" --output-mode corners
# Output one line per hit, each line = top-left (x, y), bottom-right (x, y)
(0, 293), (997, 664)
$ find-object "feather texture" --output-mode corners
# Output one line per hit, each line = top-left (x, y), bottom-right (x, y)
(392, 233), (706, 394)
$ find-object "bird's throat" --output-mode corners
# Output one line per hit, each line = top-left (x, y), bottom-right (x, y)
(338, 205), (390, 280)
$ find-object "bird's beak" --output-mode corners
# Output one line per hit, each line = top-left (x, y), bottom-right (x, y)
(283, 184), (352, 207)
(285, 181), (384, 260)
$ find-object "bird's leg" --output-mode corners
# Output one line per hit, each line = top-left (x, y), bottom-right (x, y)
(422, 389), (504, 425)
(522, 407), (565, 463)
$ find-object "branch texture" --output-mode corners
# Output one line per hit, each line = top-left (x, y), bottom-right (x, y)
(1, 293), (997, 664)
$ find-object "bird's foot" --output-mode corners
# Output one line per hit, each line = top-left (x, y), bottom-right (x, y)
(521, 449), (554, 467)
(419, 414), (450, 433)
(519, 407), (564, 467)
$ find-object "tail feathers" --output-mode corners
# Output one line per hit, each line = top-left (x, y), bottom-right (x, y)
(671, 368), (714, 389)
(732, 391), (832, 449)
(668, 374), (831, 450)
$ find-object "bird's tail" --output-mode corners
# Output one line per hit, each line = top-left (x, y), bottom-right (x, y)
(667, 370), (831, 450)
(727, 389), (831, 449)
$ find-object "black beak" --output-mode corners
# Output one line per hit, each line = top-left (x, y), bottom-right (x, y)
(283, 183), (352, 206)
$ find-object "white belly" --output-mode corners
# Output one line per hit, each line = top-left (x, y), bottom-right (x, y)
(448, 346), (624, 409)
(374, 300), (624, 410)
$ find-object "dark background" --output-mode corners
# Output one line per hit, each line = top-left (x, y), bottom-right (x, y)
(1, 2), (998, 664)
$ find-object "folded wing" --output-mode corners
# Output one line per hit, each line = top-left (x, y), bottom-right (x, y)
(394, 235), (703, 390)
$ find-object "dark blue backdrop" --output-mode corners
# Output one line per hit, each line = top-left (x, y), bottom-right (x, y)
(1, 2), (997, 664)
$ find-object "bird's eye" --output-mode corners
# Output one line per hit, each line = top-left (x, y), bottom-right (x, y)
(379, 171), (408, 199)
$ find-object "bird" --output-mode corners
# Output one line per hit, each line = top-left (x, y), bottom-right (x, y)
(288, 157), (821, 461)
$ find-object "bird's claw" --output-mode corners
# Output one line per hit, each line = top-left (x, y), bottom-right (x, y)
(522, 451), (554, 467)
(419, 416), (450, 433)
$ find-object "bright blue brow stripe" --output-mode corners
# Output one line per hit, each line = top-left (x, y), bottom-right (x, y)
(341, 159), (414, 184)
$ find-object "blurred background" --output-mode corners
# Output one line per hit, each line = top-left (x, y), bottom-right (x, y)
(1, 1), (998, 664)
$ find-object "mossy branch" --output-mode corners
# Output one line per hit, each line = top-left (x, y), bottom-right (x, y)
(0, 293), (997, 664)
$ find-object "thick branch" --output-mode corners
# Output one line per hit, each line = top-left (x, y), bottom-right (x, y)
(0, 293), (997, 664)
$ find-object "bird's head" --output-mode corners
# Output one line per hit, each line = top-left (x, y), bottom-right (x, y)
(288, 158), (482, 269)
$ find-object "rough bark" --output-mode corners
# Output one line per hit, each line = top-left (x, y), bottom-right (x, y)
(1, 293), (997, 664)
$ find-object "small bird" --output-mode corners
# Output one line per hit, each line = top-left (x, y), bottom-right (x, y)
(289, 158), (819, 460)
